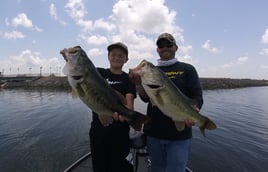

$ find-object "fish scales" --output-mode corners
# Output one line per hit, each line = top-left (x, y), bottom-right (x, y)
(61, 46), (148, 131)
(130, 60), (216, 136)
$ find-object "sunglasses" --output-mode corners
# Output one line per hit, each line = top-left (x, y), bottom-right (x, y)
(157, 43), (174, 49)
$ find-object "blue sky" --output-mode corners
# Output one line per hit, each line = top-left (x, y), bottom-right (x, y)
(1, 0), (268, 79)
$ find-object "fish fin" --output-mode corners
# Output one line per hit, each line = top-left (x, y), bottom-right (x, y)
(129, 112), (150, 131)
(199, 114), (217, 137)
(150, 98), (159, 107)
(71, 89), (79, 98)
(151, 101), (157, 107)
(72, 83), (85, 98)
(98, 115), (114, 127)
(174, 121), (186, 131)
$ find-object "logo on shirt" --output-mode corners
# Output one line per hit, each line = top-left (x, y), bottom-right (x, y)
(106, 78), (122, 85)
(165, 71), (184, 79)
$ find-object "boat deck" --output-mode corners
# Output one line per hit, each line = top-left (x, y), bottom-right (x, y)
(64, 151), (151, 172)
(64, 151), (193, 172)
(64, 134), (192, 172)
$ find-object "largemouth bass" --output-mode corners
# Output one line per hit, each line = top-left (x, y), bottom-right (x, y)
(60, 46), (148, 131)
(129, 60), (216, 136)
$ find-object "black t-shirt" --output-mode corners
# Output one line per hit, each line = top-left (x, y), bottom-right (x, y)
(144, 61), (203, 140)
(90, 68), (136, 143)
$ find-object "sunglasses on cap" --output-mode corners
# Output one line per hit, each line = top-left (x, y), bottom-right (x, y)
(157, 42), (174, 49)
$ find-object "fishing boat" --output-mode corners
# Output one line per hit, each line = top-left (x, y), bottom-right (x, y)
(63, 134), (193, 172)
(63, 151), (193, 172)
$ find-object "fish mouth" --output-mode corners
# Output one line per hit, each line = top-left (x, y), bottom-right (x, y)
(72, 75), (83, 80)
(60, 49), (68, 61)
(60, 46), (81, 62)
(147, 84), (160, 89)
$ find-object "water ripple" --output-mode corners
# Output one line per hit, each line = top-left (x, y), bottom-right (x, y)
(1, 87), (268, 172)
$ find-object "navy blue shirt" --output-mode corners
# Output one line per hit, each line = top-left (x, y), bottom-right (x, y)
(144, 61), (203, 140)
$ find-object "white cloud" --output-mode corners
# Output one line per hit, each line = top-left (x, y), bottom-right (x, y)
(176, 45), (193, 63)
(111, 0), (182, 36)
(12, 13), (32, 28)
(94, 18), (116, 31)
(83, 35), (108, 45)
(237, 56), (248, 65)
(261, 28), (268, 44)
(1, 50), (63, 75)
(108, 0), (184, 59)
(11, 50), (43, 66)
(179, 45), (192, 54)
(78, 20), (94, 32)
(63, 0), (183, 62)
(4, 31), (25, 40)
(208, 55), (248, 71)
(220, 63), (233, 69)
(259, 48), (268, 55)
(5, 18), (10, 26)
(223, 56), (248, 67)
(179, 54), (193, 63)
(11, 13), (42, 32)
(202, 40), (219, 53)
(49, 4), (57, 20)
(33, 26), (43, 32)
(64, 0), (182, 37)
(88, 48), (103, 57)
(49, 3), (67, 25)
(259, 29), (268, 56)
(65, 0), (87, 20)
(260, 65), (268, 69)
(65, 0), (96, 33)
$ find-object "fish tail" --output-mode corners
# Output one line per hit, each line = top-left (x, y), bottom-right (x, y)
(199, 114), (217, 137)
(129, 111), (150, 131)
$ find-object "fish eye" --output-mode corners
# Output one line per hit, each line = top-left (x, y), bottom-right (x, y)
(141, 60), (147, 67)
(74, 46), (81, 49)
(141, 63), (146, 67)
(68, 46), (81, 54)
(69, 48), (79, 54)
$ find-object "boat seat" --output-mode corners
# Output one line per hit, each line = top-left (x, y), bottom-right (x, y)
(129, 127), (146, 149)
(130, 133), (146, 149)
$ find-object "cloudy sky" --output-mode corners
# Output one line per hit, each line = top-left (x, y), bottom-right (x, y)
(1, 0), (268, 79)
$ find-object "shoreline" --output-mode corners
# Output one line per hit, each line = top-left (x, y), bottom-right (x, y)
(1, 76), (268, 90)
(199, 77), (268, 90)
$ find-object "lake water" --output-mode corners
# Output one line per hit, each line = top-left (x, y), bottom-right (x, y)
(0, 87), (268, 172)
